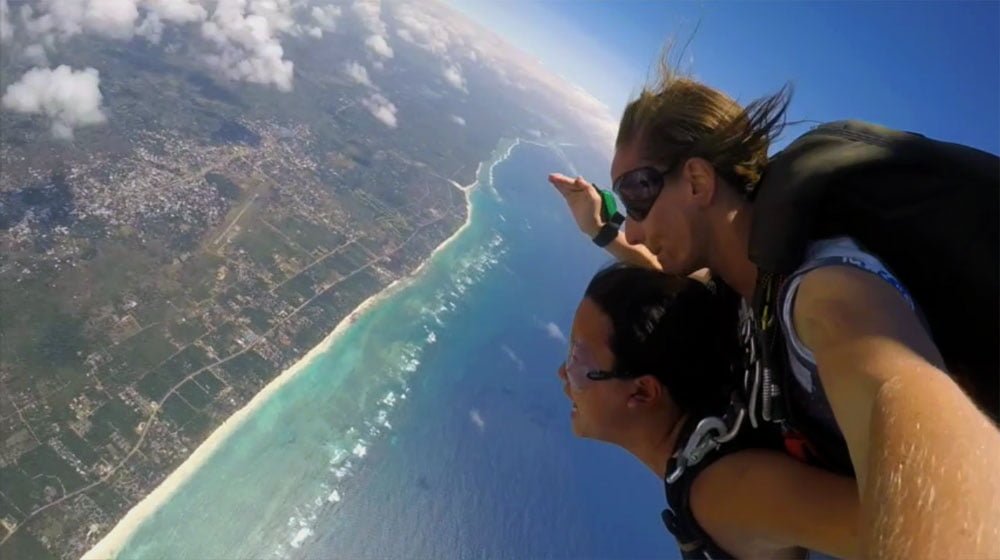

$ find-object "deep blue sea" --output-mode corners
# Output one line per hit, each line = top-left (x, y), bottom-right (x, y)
(112, 140), (676, 559)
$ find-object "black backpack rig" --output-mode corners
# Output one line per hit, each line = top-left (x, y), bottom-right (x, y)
(660, 121), (999, 559)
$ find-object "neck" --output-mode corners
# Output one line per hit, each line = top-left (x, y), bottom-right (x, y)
(706, 193), (758, 300)
(620, 412), (689, 479)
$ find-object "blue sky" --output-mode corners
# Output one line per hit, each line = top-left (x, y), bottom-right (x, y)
(450, 0), (1000, 153)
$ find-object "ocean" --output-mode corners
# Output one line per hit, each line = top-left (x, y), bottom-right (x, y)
(110, 140), (676, 559)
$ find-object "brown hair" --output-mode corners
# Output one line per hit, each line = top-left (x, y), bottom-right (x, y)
(616, 54), (793, 198)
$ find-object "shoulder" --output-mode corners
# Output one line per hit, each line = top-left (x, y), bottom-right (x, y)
(689, 448), (859, 559)
(793, 264), (928, 357)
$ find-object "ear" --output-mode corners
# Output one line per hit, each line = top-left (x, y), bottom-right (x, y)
(683, 157), (718, 207)
(627, 375), (664, 409)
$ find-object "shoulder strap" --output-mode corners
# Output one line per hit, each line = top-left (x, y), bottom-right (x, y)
(743, 273), (788, 428)
(749, 272), (857, 476)
(661, 418), (731, 560)
(661, 396), (767, 559)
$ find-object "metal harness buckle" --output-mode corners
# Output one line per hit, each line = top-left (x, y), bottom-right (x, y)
(665, 405), (746, 485)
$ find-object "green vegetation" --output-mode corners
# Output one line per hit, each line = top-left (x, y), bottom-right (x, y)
(17, 446), (87, 494)
(194, 371), (225, 396)
(160, 394), (197, 431)
(87, 399), (141, 445)
(111, 326), (178, 375)
(177, 380), (213, 410)
(0, 529), (58, 560)
(59, 432), (100, 466)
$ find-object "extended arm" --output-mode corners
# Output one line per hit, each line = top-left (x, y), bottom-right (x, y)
(547, 173), (661, 270)
(794, 265), (1000, 559)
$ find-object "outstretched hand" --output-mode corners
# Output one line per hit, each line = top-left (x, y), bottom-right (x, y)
(548, 173), (604, 238)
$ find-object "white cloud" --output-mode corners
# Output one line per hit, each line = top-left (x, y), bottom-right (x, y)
(391, 2), (452, 56)
(352, 0), (385, 35)
(311, 4), (339, 31)
(544, 322), (567, 344)
(2, 65), (107, 140)
(361, 92), (397, 128)
(344, 60), (372, 87)
(306, 25), (321, 38)
(0, 0), (12, 44)
(450, 114), (465, 126)
(144, 0), (207, 23)
(469, 409), (485, 432)
(201, 0), (294, 92)
(15, 0), (304, 93)
(501, 345), (523, 371)
(84, 0), (140, 39)
(136, 11), (164, 43)
(364, 33), (392, 58)
(353, 0), (392, 59)
(442, 63), (466, 92)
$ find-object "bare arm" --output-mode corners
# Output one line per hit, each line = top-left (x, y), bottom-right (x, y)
(794, 265), (1000, 559)
(547, 173), (662, 270)
(691, 449), (860, 559)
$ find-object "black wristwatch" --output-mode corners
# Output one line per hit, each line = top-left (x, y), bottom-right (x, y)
(591, 183), (625, 247)
(592, 222), (620, 247)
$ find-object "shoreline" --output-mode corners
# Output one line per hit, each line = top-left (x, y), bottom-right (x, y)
(82, 146), (507, 560)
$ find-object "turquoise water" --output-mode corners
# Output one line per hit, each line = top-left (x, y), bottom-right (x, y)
(116, 140), (675, 559)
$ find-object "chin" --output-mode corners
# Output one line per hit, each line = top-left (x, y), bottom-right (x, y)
(657, 253), (696, 277)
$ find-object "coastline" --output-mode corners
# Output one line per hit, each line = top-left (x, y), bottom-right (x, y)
(82, 144), (509, 560)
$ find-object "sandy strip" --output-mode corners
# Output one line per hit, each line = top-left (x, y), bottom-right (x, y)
(82, 162), (489, 560)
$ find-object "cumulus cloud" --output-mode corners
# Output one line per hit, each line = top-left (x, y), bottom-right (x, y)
(0, 0), (12, 44)
(442, 63), (466, 92)
(201, 0), (295, 91)
(391, 2), (451, 56)
(144, 0), (207, 23)
(2, 65), (107, 139)
(311, 4), (340, 31)
(352, 0), (385, 35)
(344, 60), (372, 87)
(364, 33), (392, 58)
(544, 322), (567, 344)
(450, 114), (465, 126)
(361, 92), (397, 127)
(15, 0), (304, 92)
(85, 0), (140, 39)
(352, 0), (392, 59)
(136, 11), (164, 43)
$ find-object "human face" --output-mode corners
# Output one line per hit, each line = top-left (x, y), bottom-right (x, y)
(610, 143), (706, 276)
(557, 298), (639, 441)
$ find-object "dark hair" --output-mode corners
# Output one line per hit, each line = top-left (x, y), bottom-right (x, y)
(616, 49), (792, 199)
(584, 263), (741, 416)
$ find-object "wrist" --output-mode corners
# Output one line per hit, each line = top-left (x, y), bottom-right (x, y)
(591, 223), (620, 248)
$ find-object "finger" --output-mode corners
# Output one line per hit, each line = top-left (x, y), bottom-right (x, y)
(548, 173), (588, 193)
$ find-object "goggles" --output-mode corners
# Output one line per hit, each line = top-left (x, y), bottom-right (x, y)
(611, 165), (673, 221)
(564, 341), (634, 392)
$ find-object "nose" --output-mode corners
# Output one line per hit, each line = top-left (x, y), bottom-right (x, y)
(624, 217), (645, 246)
(557, 362), (568, 382)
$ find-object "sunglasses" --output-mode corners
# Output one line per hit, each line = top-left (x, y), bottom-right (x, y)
(611, 165), (673, 221)
(563, 341), (634, 392)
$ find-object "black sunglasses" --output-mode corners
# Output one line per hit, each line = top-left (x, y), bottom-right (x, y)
(611, 165), (673, 221)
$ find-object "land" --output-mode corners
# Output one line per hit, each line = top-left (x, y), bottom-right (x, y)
(0, 16), (613, 559)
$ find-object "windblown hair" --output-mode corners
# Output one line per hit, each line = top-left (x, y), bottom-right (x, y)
(616, 50), (792, 199)
(584, 263), (742, 416)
